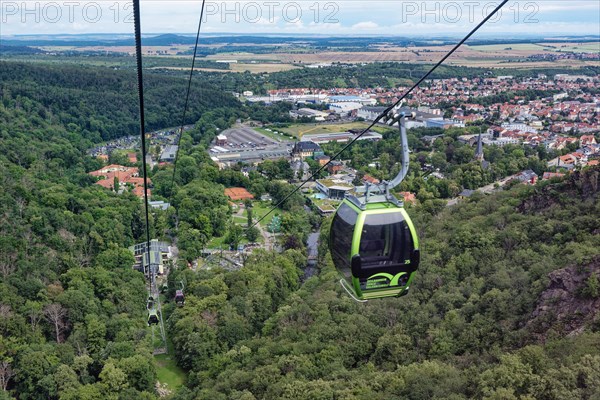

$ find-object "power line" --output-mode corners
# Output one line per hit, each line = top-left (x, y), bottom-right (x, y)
(168, 0), (207, 207)
(132, 0), (152, 281)
(248, 0), (509, 231)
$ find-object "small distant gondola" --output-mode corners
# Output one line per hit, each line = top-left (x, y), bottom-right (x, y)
(147, 309), (159, 326)
(175, 289), (185, 306)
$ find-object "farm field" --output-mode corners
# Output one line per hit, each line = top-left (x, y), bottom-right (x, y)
(31, 40), (599, 69)
(203, 43), (598, 68)
(468, 43), (549, 52)
(230, 63), (300, 73)
(281, 122), (372, 139)
(254, 127), (294, 142)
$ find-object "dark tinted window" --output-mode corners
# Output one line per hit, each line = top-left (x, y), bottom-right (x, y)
(360, 212), (413, 264)
(330, 204), (357, 279)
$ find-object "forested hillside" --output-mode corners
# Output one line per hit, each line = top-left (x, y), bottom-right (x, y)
(0, 62), (239, 142)
(0, 60), (241, 399)
(166, 168), (600, 400)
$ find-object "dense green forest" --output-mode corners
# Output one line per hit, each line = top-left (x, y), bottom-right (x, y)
(0, 77), (160, 399)
(166, 168), (600, 399)
(1, 58), (599, 399)
(0, 62), (239, 142)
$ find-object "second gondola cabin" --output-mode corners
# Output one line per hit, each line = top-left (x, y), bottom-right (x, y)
(330, 198), (419, 300)
(175, 290), (185, 306)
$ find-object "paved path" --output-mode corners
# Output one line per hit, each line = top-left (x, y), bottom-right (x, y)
(447, 177), (510, 206)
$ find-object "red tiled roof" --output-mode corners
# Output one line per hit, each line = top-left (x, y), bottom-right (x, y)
(399, 191), (417, 204)
(96, 179), (114, 189)
(224, 187), (254, 201)
(132, 186), (151, 198)
(363, 174), (380, 184)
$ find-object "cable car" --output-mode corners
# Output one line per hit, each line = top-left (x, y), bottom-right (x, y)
(148, 309), (159, 326)
(160, 283), (169, 294)
(330, 199), (419, 300)
(329, 111), (420, 301)
(175, 289), (185, 306)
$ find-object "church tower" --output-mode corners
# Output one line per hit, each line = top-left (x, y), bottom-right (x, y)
(475, 132), (484, 162)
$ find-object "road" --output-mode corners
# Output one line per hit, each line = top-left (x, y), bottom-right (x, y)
(447, 177), (511, 206)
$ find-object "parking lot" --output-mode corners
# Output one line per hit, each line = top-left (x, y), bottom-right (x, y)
(209, 126), (293, 164)
(220, 127), (279, 148)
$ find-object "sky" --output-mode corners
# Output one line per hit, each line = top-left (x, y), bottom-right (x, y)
(1, 1), (599, 37)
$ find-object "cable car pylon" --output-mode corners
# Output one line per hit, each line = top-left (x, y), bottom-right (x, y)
(330, 108), (420, 301)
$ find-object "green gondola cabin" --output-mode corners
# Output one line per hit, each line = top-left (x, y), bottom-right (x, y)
(148, 309), (159, 325)
(330, 199), (419, 300)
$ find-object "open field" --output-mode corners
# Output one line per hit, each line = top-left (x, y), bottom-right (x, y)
(195, 63), (300, 73)
(32, 40), (600, 69)
(202, 43), (598, 68)
(154, 354), (186, 392)
(280, 122), (372, 139)
(469, 43), (549, 52)
(244, 202), (284, 226)
(40, 45), (194, 55)
(230, 63), (300, 73)
(254, 127), (294, 142)
(537, 42), (600, 53)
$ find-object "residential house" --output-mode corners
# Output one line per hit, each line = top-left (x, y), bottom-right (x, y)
(315, 154), (331, 166)
(511, 170), (538, 185)
(362, 174), (380, 185)
(580, 135), (597, 146)
(88, 164), (151, 198)
(292, 141), (323, 160)
(327, 161), (344, 174)
(399, 192), (417, 204)
(160, 145), (179, 162)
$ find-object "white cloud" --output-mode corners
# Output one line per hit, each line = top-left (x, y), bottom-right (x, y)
(351, 21), (379, 30)
(536, 2), (600, 12)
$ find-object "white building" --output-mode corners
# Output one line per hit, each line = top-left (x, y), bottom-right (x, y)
(289, 108), (329, 121)
(501, 122), (537, 133)
(425, 118), (465, 129)
(357, 106), (386, 121)
(329, 102), (363, 115)
(482, 137), (520, 147)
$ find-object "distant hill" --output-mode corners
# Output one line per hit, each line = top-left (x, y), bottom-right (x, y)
(2, 33), (598, 48)
(0, 45), (44, 55)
